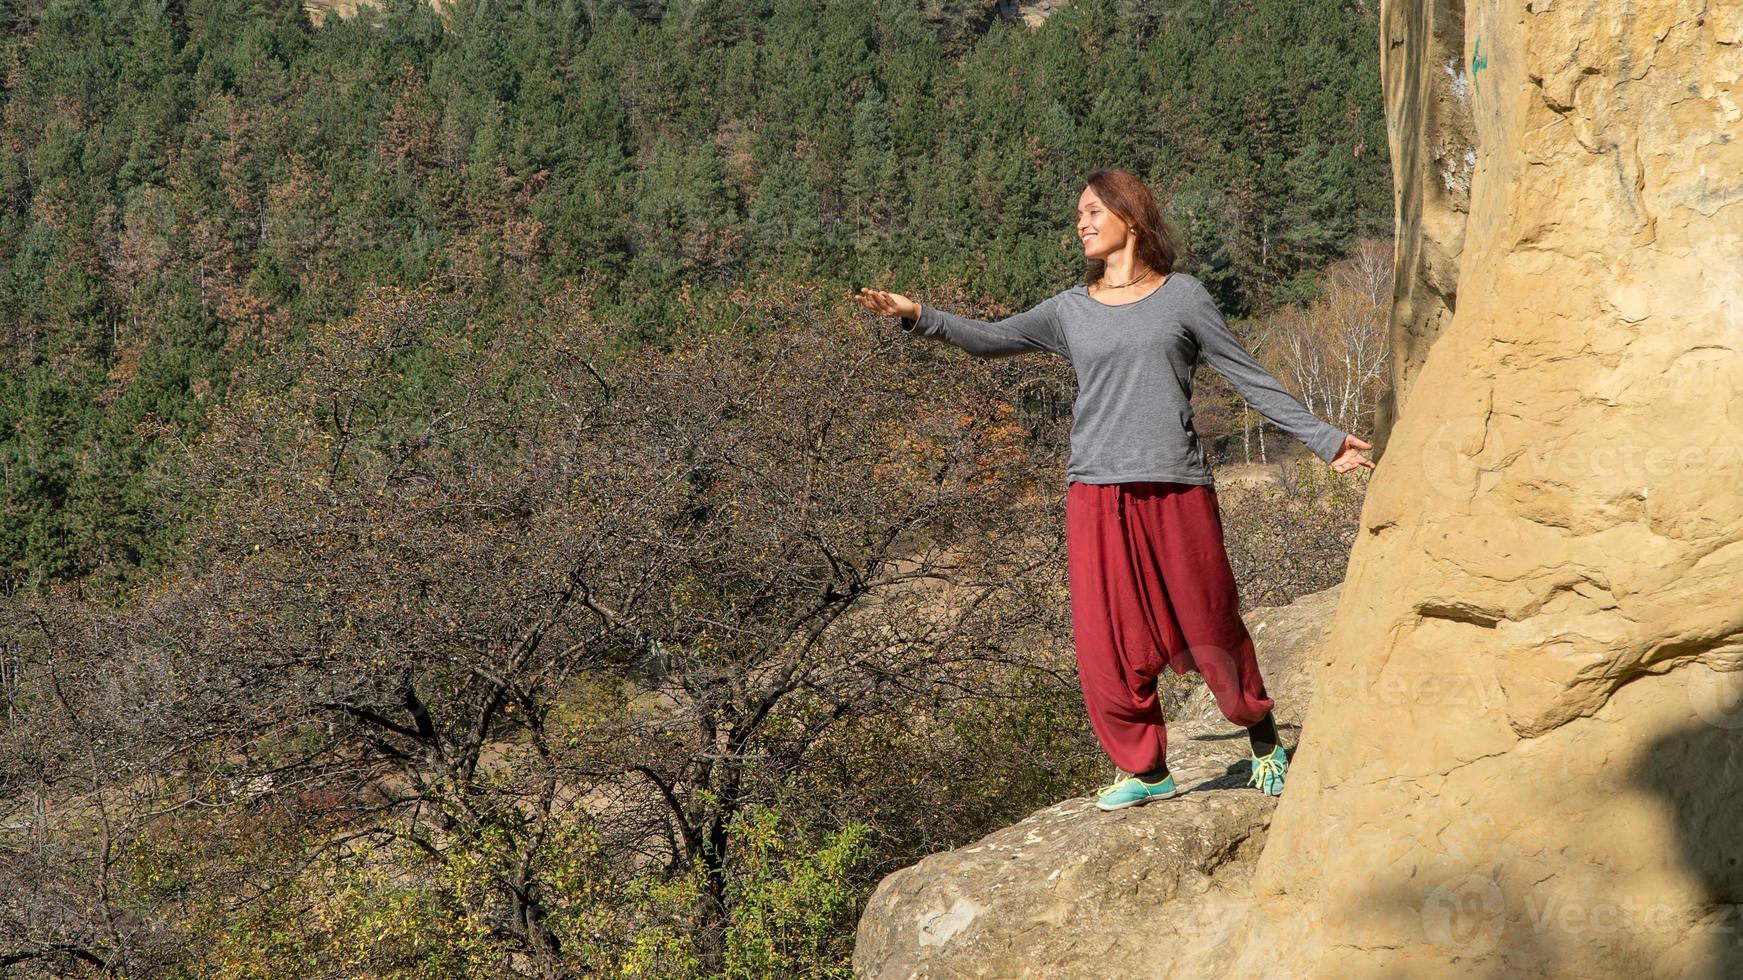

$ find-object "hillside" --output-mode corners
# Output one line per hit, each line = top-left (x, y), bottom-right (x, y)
(303, 0), (1070, 32)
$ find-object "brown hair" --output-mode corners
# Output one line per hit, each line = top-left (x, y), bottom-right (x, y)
(1081, 168), (1183, 288)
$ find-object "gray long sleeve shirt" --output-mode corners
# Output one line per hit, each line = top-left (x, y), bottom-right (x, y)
(898, 271), (1348, 486)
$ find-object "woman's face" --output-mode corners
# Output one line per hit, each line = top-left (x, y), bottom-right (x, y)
(1076, 188), (1132, 261)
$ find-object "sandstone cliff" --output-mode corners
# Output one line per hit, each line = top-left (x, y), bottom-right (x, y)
(1226, 2), (1743, 975)
(857, 2), (1743, 976)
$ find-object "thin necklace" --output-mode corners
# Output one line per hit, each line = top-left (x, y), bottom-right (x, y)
(1099, 267), (1156, 290)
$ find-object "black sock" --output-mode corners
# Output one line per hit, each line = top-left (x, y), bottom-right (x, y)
(1248, 711), (1278, 758)
(1136, 758), (1170, 782)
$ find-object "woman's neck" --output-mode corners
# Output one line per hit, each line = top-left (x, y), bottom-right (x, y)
(1098, 252), (1155, 290)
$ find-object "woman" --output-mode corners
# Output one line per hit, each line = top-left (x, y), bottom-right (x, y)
(850, 168), (1375, 811)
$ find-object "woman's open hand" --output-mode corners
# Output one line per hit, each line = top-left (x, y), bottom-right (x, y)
(1330, 433), (1376, 474)
(851, 286), (920, 321)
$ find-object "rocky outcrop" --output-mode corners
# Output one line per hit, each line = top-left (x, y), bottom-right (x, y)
(853, 586), (1340, 978)
(998, 0), (1068, 29)
(1220, 2), (1743, 976)
(1369, 0), (1478, 455)
(308, 1), (1065, 37)
(859, 4), (1743, 978)
(915, 0), (1068, 47)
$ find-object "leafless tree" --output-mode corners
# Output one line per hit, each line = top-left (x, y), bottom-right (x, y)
(1272, 241), (1392, 440)
(1, 279), (1090, 975)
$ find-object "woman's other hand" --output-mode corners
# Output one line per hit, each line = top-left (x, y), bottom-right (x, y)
(1330, 433), (1376, 474)
(851, 286), (920, 321)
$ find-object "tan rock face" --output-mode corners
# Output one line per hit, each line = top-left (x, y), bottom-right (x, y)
(1223, 2), (1743, 976)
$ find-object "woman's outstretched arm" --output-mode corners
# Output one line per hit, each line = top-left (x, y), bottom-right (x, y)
(853, 287), (1069, 360)
(1182, 279), (1348, 465)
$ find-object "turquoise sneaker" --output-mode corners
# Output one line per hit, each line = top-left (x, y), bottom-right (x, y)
(1249, 744), (1288, 796)
(1095, 773), (1181, 811)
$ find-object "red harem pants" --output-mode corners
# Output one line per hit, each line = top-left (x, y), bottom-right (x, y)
(1065, 479), (1274, 774)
